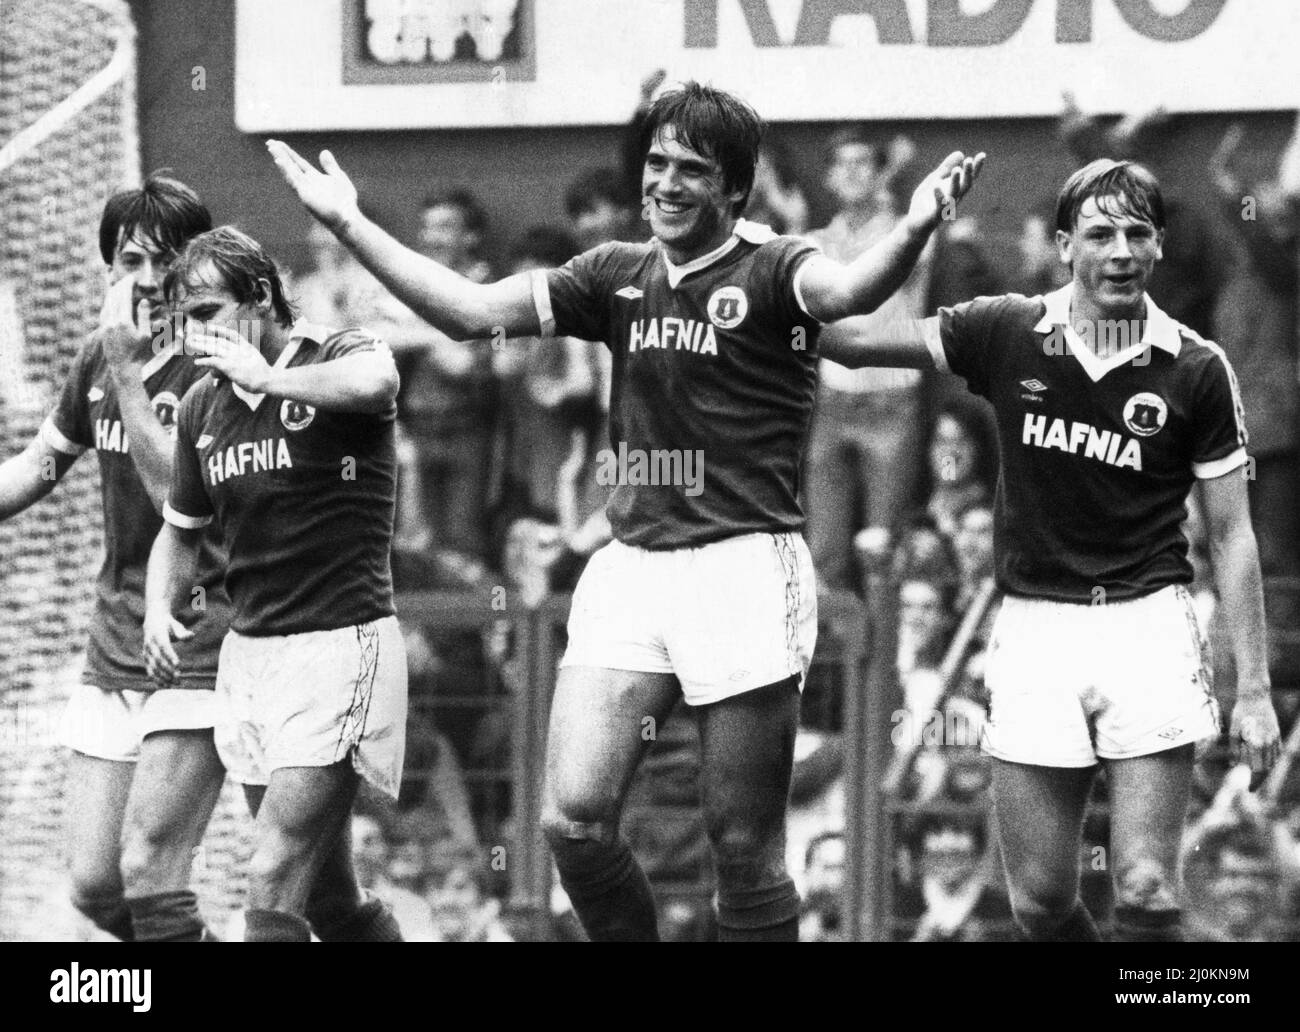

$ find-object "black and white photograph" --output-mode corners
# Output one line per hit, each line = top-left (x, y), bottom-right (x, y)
(0, 0), (1297, 1002)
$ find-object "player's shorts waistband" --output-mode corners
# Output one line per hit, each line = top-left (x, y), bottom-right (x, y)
(1001, 583), (1188, 612)
(611, 529), (804, 557)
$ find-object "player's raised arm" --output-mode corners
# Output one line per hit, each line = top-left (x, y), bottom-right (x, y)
(266, 141), (540, 340)
(798, 150), (984, 369)
(184, 323), (400, 414)
(97, 274), (175, 513)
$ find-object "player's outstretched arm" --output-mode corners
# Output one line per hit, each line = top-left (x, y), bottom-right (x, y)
(266, 141), (540, 340)
(142, 522), (200, 688)
(0, 432), (76, 519)
(1197, 468), (1282, 786)
(98, 275), (173, 513)
(799, 150), (984, 329)
(185, 324), (400, 413)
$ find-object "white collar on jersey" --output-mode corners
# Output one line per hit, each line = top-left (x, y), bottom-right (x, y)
(658, 218), (777, 289)
(229, 319), (333, 410)
(1032, 283), (1182, 383)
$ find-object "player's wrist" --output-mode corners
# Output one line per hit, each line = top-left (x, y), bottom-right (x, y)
(327, 202), (362, 240)
(1235, 680), (1272, 702)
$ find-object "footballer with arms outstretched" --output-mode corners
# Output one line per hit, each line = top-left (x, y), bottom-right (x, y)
(809, 159), (1282, 942)
(0, 175), (231, 941)
(142, 226), (407, 942)
(268, 82), (983, 941)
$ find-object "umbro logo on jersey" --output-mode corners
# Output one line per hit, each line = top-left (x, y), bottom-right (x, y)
(87, 386), (105, 402)
(1019, 377), (1048, 402)
(615, 286), (644, 300)
(195, 434), (214, 449)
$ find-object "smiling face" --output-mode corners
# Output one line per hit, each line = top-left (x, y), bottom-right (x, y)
(1058, 195), (1163, 321)
(642, 126), (744, 263)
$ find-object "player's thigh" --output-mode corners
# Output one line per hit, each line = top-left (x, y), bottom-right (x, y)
(992, 759), (1096, 903)
(124, 728), (225, 854)
(65, 751), (135, 891)
(543, 665), (680, 822)
(1105, 745), (1194, 907)
(695, 677), (801, 848)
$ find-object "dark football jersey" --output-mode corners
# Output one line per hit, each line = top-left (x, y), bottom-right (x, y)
(535, 220), (822, 549)
(926, 285), (1248, 602)
(43, 339), (232, 692)
(164, 323), (397, 636)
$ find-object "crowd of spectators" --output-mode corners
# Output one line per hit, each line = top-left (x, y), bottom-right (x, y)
(286, 83), (1300, 940)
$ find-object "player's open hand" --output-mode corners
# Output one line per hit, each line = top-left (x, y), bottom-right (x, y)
(142, 608), (194, 689)
(186, 323), (273, 393)
(266, 140), (360, 233)
(905, 151), (986, 235)
(94, 273), (152, 370)
(1229, 692), (1281, 789)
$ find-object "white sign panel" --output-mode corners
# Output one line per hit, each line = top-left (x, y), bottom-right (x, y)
(235, 0), (1300, 130)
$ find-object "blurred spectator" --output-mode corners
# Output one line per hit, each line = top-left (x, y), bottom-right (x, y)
(565, 170), (637, 252)
(922, 401), (995, 538)
(491, 226), (609, 561)
(288, 216), (391, 328)
(805, 127), (931, 593)
(350, 812), (437, 941)
(425, 847), (515, 942)
(800, 832), (848, 941)
(746, 136), (810, 236)
(908, 816), (999, 942)
(1208, 123), (1300, 627)
(1009, 204), (1070, 297)
(394, 189), (498, 580)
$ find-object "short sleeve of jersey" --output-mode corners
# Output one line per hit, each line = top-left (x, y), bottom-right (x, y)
(933, 295), (1012, 398)
(43, 338), (96, 454)
(760, 237), (822, 333)
(538, 243), (620, 342)
(1190, 348), (1249, 478)
(319, 329), (398, 420)
(320, 328), (386, 360)
(163, 381), (214, 529)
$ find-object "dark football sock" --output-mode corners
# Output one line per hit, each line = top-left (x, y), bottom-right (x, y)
(127, 889), (214, 941)
(716, 876), (800, 942)
(312, 892), (404, 942)
(73, 893), (135, 941)
(1112, 905), (1182, 943)
(244, 908), (312, 942)
(1016, 900), (1102, 942)
(553, 837), (660, 942)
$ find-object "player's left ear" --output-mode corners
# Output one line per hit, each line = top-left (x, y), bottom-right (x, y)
(253, 277), (273, 313)
(1055, 228), (1073, 266)
(1154, 228), (1164, 262)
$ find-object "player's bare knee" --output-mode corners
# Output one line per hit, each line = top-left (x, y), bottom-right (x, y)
(541, 809), (619, 851)
(1113, 855), (1178, 912)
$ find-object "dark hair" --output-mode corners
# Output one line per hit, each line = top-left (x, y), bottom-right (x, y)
(564, 168), (631, 220)
(1055, 159), (1165, 235)
(163, 226), (298, 329)
(421, 187), (489, 239)
(99, 171), (211, 266)
(638, 81), (763, 217)
(825, 123), (885, 169)
(509, 225), (579, 269)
